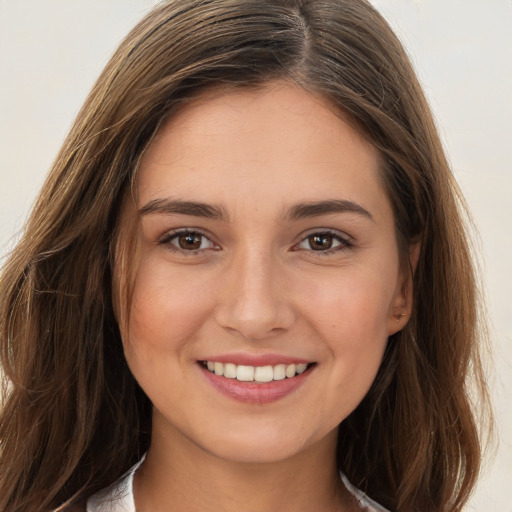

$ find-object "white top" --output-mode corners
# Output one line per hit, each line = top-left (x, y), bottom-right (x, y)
(87, 458), (390, 512)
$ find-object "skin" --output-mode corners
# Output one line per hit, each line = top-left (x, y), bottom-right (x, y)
(116, 81), (412, 511)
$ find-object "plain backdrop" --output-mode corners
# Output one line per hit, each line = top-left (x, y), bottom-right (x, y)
(0, 1), (510, 510)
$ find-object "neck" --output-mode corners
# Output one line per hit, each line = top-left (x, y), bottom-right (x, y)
(133, 421), (354, 512)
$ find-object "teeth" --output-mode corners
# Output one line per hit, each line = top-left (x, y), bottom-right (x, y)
(214, 362), (224, 376)
(254, 365), (273, 383)
(203, 361), (310, 382)
(224, 363), (237, 379)
(296, 363), (308, 374)
(285, 364), (296, 378)
(273, 364), (286, 380)
(236, 365), (254, 382)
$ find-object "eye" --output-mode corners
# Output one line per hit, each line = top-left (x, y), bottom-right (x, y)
(295, 231), (352, 253)
(160, 230), (217, 253)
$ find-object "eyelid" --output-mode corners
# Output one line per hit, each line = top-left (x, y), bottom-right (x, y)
(292, 229), (354, 254)
(158, 228), (219, 254)
(157, 227), (353, 256)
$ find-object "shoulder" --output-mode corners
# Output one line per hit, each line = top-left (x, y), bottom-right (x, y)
(340, 473), (392, 512)
(85, 457), (144, 512)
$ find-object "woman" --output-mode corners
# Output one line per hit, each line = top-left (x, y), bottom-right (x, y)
(0, 1), (491, 511)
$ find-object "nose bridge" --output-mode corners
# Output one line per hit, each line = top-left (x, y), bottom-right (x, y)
(216, 242), (294, 339)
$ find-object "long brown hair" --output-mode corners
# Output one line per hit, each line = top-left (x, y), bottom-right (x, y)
(0, 1), (491, 510)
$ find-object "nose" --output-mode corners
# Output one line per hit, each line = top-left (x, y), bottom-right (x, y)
(214, 247), (296, 340)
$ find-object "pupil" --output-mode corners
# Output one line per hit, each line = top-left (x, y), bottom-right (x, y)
(179, 234), (201, 250)
(310, 235), (332, 250)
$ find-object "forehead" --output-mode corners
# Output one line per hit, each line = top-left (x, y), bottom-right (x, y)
(135, 81), (389, 222)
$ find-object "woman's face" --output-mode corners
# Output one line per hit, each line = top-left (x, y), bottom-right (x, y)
(118, 82), (410, 464)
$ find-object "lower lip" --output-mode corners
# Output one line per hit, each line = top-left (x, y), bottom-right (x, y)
(199, 364), (314, 404)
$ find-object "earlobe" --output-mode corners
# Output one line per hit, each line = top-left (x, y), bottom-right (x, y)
(388, 242), (421, 335)
(388, 293), (411, 335)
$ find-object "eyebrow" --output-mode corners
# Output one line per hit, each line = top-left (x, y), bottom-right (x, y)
(286, 199), (374, 222)
(138, 198), (373, 222)
(139, 199), (228, 220)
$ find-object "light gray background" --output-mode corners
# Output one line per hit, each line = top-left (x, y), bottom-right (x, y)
(0, 1), (510, 510)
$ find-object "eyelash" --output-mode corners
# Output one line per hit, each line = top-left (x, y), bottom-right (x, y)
(158, 229), (218, 255)
(158, 229), (353, 256)
(293, 230), (353, 255)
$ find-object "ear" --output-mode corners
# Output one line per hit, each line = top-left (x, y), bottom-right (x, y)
(387, 243), (421, 335)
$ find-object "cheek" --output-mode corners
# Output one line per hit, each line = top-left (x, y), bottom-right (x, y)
(295, 266), (396, 390)
(122, 255), (214, 361)
(299, 266), (396, 337)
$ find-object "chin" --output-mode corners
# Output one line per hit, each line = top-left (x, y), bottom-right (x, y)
(208, 440), (307, 464)
(195, 421), (337, 465)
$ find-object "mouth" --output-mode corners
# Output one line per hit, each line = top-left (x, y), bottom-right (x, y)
(200, 361), (315, 383)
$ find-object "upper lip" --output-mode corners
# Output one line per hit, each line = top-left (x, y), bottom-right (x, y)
(199, 352), (313, 367)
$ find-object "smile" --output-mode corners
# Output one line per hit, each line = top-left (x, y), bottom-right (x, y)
(199, 359), (315, 404)
(201, 361), (311, 382)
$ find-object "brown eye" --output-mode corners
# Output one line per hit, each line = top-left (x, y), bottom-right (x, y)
(177, 233), (203, 250)
(308, 234), (334, 251)
(295, 231), (350, 253)
(165, 231), (216, 252)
